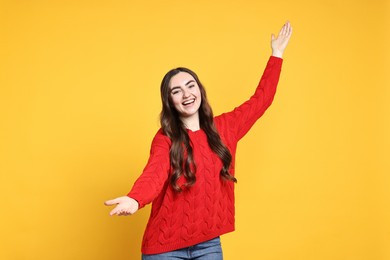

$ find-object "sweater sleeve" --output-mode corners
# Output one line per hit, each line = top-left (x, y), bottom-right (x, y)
(215, 56), (283, 141)
(127, 129), (171, 209)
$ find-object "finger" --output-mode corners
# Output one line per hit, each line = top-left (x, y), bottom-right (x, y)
(271, 34), (275, 41)
(110, 207), (121, 216)
(285, 21), (291, 36)
(282, 23), (287, 36)
(119, 210), (130, 216)
(281, 22), (287, 35)
(284, 22), (289, 35)
(288, 23), (293, 37)
(278, 24), (285, 36)
(104, 198), (119, 206)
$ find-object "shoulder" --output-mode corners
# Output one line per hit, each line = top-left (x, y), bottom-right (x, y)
(151, 128), (172, 147)
(213, 114), (233, 141)
(214, 113), (233, 131)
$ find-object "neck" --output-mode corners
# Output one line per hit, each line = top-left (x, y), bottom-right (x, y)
(181, 114), (200, 131)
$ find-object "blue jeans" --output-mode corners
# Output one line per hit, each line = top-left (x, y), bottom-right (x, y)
(142, 237), (223, 260)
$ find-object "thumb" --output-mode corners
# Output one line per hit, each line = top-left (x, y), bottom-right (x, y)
(104, 198), (119, 206)
(271, 34), (275, 41)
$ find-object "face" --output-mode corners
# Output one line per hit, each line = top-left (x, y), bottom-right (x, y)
(169, 72), (202, 120)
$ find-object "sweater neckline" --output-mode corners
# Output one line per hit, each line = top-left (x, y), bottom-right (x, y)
(186, 128), (202, 134)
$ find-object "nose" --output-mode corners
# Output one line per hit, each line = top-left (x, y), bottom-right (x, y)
(182, 89), (190, 98)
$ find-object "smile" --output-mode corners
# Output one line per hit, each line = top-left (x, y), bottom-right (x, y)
(182, 99), (195, 106)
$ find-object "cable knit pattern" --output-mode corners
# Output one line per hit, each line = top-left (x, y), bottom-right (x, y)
(128, 56), (283, 254)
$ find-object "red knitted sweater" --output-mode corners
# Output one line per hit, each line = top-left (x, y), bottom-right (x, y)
(128, 56), (283, 254)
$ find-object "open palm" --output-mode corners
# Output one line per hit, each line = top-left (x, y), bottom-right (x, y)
(271, 21), (293, 58)
(104, 196), (139, 216)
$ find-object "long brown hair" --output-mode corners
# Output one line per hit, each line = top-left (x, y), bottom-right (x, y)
(160, 67), (237, 192)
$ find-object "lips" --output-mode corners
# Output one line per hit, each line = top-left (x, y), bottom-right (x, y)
(182, 99), (195, 106)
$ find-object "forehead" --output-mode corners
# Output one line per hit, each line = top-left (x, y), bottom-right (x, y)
(169, 72), (196, 89)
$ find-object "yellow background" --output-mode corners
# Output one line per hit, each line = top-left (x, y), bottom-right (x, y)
(1, 0), (389, 259)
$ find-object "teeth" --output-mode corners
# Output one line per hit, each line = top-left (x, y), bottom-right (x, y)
(183, 99), (195, 105)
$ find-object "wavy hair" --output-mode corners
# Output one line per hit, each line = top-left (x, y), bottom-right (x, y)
(160, 67), (237, 192)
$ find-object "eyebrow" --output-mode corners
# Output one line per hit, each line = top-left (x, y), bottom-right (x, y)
(170, 80), (196, 92)
(185, 80), (195, 86)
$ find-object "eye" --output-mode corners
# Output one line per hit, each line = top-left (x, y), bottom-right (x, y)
(188, 85), (195, 88)
(171, 89), (181, 95)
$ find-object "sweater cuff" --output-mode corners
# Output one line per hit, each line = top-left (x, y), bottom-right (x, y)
(270, 55), (283, 62)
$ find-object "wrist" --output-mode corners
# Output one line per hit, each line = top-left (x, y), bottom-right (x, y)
(272, 50), (283, 58)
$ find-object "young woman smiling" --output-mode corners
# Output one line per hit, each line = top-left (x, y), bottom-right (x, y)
(105, 21), (292, 260)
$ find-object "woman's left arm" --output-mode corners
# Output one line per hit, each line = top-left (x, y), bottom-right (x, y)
(215, 21), (292, 141)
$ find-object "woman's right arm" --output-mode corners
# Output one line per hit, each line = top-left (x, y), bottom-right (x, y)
(104, 129), (171, 216)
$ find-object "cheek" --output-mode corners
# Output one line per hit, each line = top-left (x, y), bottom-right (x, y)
(170, 96), (181, 108)
(196, 90), (202, 102)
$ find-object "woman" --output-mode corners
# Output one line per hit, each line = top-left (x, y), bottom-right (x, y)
(105, 21), (292, 259)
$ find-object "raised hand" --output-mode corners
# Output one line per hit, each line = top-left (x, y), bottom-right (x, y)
(271, 21), (293, 58)
(104, 196), (139, 216)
